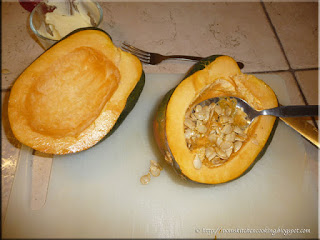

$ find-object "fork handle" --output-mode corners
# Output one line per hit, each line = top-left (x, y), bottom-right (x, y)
(262, 105), (319, 117)
(165, 55), (203, 61)
(165, 55), (244, 69)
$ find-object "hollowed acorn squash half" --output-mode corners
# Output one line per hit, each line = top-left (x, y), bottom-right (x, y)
(153, 55), (278, 184)
(8, 27), (145, 155)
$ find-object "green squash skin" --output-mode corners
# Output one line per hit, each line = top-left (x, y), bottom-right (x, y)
(184, 55), (222, 79)
(227, 118), (278, 184)
(153, 89), (174, 157)
(105, 72), (145, 138)
(153, 55), (278, 184)
(153, 88), (187, 180)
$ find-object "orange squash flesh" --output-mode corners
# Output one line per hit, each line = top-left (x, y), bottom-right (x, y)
(164, 56), (278, 184)
(8, 29), (143, 154)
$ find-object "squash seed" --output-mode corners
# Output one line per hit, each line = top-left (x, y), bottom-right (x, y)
(225, 132), (236, 142)
(221, 124), (233, 134)
(184, 128), (194, 139)
(164, 151), (173, 164)
(215, 147), (227, 159)
(194, 112), (206, 120)
(150, 165), (161, 177)
(150, 160), (162, 170)
(195, 104), (202, 113)
(215, 105), (222, 115)
(193, 154), (202, 169)
(184, 119), (195, 129)
(185, 97), (249, 168)
(141, 160), (163, 184)
(234, 141), (242, 152)
(208, 133), (217, 142)
(220, 140), (233, 150)
(225, 106), (232, 116)
(140, 173), (151, 185)
(196, 124), (207, 133)
(235, 133), (247, 141)
(219, 116), (231, 124)
(205, 147), (216, 160)
(216, 135), (224, 146)
(190, 113), (197, 121)
(234, 126), (243, 134)
(197, 147), (206, 161)
(225, 148), (233, 158)
(203, 105), (210, 113)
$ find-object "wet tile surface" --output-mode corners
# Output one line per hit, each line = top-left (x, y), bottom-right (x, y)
(1, 2), (290, 90)
(295, 70), (319, 105)
(1, 2), (43, 90)
(100, 2), (288, 73)
(264, 2), (318, 69)
(295, 70), (319, 127)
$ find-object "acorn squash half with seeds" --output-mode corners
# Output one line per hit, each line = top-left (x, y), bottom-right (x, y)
(153, 55), (278, 184)
(8, 28), (145, 155)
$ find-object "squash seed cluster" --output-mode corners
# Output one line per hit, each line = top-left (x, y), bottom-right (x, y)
(140, 160), (163, 185)
(184, 97), (249, 169)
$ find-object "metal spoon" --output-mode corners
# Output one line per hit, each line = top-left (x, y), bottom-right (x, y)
(198, 96), (318, 124)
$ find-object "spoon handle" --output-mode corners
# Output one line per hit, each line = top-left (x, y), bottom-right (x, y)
(262, 105), (319, 117)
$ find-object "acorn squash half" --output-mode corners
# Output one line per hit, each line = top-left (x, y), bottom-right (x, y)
(8, 28), (145, 155)
(153, 55), (278, 184)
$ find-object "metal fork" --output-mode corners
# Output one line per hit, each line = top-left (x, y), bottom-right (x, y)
(122, 42), (244, 69)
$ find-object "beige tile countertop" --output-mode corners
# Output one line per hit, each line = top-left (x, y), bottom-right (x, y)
(1, 1), (318, 238)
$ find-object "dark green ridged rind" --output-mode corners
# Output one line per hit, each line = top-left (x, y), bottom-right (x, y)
(225, 117), (279, 184)
(184, 55), (223, 79)
(153, 88), (188, 180)
(105, 71), (145, 138)
(153, 55), (278, 184)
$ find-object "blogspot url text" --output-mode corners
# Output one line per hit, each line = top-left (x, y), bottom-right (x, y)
(195, 227), (311, 236)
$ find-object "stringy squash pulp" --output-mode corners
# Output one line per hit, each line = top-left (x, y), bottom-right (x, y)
(8, 28), (144, 154)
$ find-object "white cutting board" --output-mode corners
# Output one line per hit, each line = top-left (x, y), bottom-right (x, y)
(3, 74), (318, 239)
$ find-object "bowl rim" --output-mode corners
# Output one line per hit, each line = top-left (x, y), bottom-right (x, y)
(29, 1), (103, 42)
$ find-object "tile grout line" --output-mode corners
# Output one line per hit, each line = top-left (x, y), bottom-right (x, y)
(260, 1), (318, 129)
(260, 1), (308, 104)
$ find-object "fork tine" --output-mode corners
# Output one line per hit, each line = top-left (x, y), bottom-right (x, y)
(137, 58), (150, 64)
(122, 42), (150, 57)
(133, 54), (150, 63)
(121, 45), (147, 57)
(121, 45), (151, 63)
(122, 46), (150, 61)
